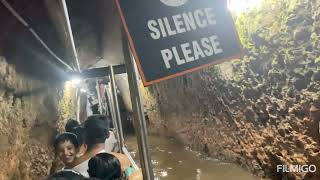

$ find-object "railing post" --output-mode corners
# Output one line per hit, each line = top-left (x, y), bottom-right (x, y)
(110, 66), (125, 152)
(122, 37), (154, 179)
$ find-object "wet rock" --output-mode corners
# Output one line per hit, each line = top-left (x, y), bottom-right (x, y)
(0, 57), (61, 179)
(311, 70), (320, 81)
(142, 2), (320, 179)
(293, 77), (310, 90)
(294, 26), (312, 42)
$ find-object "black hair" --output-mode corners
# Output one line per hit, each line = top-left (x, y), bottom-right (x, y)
(106, 116), (114, 129)
(65, 119), (80, 132)
(88, 153), (121, 180)
(47, 178), (99, 180)
(91, 104), (100, 114)
(83, 115), (110, 150)
(70, 127), (85, 145)
(47, 170), (86, 180)
(54, 132), (79, 151)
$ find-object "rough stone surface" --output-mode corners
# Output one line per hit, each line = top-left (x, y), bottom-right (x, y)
(0, 56), (64, 180)
(143, 71), (320, 179)
(142, 0), (320, 179)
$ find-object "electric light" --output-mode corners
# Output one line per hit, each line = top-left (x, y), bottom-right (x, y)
(80, 88), (87, 93)
(71, 78), (81, 86)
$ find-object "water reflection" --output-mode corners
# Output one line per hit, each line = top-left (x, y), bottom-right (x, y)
(125, 135), (259, 180)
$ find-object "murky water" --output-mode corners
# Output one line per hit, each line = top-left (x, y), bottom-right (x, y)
(125, 135), (260, 180)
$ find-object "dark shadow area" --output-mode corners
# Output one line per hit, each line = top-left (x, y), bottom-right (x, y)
(0, 0), (71, 81)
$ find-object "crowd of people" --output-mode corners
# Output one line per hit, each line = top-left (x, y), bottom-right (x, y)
(47, 115), (142, 180)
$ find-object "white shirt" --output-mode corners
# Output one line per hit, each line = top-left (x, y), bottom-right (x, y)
(72, 149), (106, 178)
(105, 130), (119, 152)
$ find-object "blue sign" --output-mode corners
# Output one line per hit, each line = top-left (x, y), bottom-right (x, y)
(116, 0), (242, 86)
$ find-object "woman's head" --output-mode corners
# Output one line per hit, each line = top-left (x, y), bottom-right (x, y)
(88, 153), (121, 180)
(70, 127), (87, 157)
(65, 119), (80, 132)
(54, 132), (79, 166)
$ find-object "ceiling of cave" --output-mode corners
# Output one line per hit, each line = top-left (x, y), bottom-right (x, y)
(0, 0), (124, 77)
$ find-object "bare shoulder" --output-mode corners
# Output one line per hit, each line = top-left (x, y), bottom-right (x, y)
(109, 152), (131, 171)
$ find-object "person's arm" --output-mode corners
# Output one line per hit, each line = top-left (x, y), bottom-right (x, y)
(109, 152), (132, 171)
(128, 169), (143, 180)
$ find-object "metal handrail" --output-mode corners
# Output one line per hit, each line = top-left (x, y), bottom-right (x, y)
(122, 146), (139, 170)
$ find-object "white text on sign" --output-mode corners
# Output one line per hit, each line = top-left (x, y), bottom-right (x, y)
(147, 8), (223, 69)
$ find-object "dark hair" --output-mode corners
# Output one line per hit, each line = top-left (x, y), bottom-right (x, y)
(91, 104), (100, 114)
(54, 132), (79, 151)
(65, 119), (80, 132)
(84, 115), (110, 150)
(88, 153), (121, 180)
(70, 127), (85, 145)
(48, 170), (86, 180)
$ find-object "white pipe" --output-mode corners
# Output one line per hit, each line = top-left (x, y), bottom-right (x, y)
(95, 78), (103, 114)
(76, 88), (81, 122)
(0, 0), (73, 71)
(60, 0), (81, 72)
(122, 147), (139, 170)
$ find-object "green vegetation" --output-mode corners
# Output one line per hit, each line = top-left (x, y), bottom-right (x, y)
(220, 0), (320, 98)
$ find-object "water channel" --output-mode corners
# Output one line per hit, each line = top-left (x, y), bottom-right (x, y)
(125, 135), (260, 180)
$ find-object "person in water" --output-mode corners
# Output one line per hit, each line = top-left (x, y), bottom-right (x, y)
(88, 153), (142, 180)
(72, 115), (132, 177)
(47, 169), (86, 180)
(88, 153), (122, 180)
(47, 169), (101, 180)
(65, 119), (80, 132)
(71, 126), (89, 158)
(72, 115), (111, 177)
(54, 132), (80, 169)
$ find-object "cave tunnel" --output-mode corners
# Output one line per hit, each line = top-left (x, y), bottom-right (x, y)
(0, 0), (320, 180)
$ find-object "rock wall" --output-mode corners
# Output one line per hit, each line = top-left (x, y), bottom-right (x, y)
(143, 0), (320, 179)
(0, 56), (74, 180)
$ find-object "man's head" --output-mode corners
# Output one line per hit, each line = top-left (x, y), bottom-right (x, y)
(83, 115), (110, 150)
(54, 132), (79, 166)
